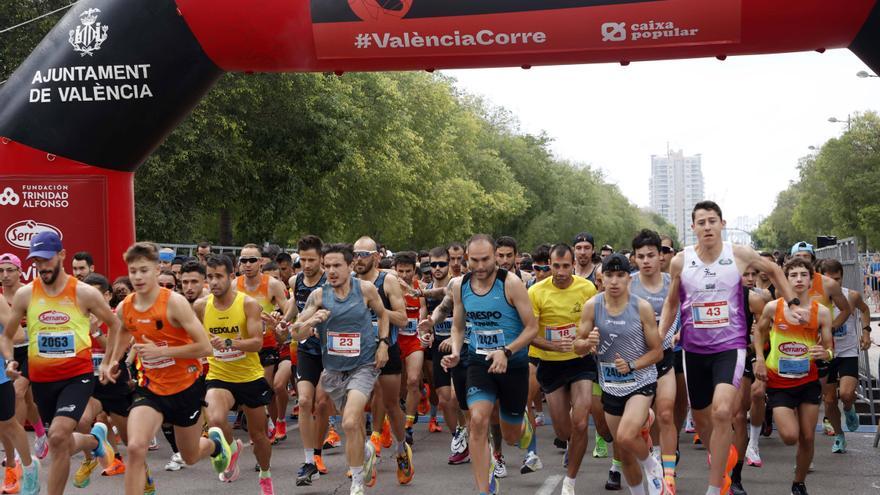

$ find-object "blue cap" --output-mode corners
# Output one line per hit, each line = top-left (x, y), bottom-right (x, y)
(790, 241), (814, 256)
(27, 231), (63, 260)
(159, 250), (175, 262)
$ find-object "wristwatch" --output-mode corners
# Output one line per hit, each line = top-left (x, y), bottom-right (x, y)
(787, 297), (800, 308)
(224, 338), (233, 348)
(377, 337), (391, 346)
(628, 360), (637, 372)
(863, 325), (872, 333)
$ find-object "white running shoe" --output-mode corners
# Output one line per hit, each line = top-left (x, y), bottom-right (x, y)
(164, 452), (185, 471)
(493, 454), (508, 479)
(745, 444), (762, 467)
(520, 451), (543, 474)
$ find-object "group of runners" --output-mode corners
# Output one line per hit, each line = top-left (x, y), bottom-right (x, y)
(0, 200), (873, 495)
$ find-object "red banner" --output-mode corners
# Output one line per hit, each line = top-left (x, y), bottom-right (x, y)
(311, 0), (741, 60)
(1, 176), (108, 282)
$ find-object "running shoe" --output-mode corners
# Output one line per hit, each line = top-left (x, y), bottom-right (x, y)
(418, 384), (430, 416)
(488, 454), (499, 495)
(605, 470), (622, 490)
(791, 482), (808, 495)
(396, 443), (415, 484)
(380, 419), (393, 449)
(553, 437), (568, 450)
(720, 444), (739, 495)
(593, 433), (608, 458)
(405, 426), (414, 446)
(685, 412), (695, 433)
(563, 446), (569, 469)
(21, 459), (38, 495)
(259, 475), (275, 495)
(664, 476), (676, 495)
(844, 407), (860, 432)
(350, 483), (365, 495)
(144, 466), (156, 495)
(208, 427), (232, 474)
(832, 434), (847, 454)
(90, 423), (115, 469)
(493, 453), (507, 478)
(220, 439), (243, 482)
(164, 452), (185, 471)
(428, 417), (443, 433)
(33, 434), (48, 460)
(364, 442), (378, 488)
(645, 456), (666, 495)
(534, 412), (545, 427)
(730, 480), (747, 495)
(73, 458), (99, 488)
(745, 444), (762, 467)
(762, 407), (773, 437)
(561, 476), (575, 495)
(101, 456), (126, 476)
(451, 426), (468, 454)
(448, 446), (470, 465)
(324, 425), (342, 449)
(295, 463), (320, 486)
(3, 462), (20, 494)
(315, 454), (328, 474)
(369, 432), (382, 458)
(823, 417), (836, 436)
(148, 436), (160, 451)
(275, 420), (287, 442)
(520, 451), (542, 474)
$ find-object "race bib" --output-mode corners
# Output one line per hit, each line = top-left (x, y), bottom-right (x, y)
(600, 361), (635, 386)
(212, 346), (246, 362)
(692, 301), (729, 329)
(327, 331), (361, 357)
(474, 328), (505, 356)
(434, 318), (453, 337)
(833, 324), (847, 339)
(92, 352), (104, 376)
(778, 356), (810, 378)
(140, 341), (175, 370)
(400, 318), (418, 337)
(37, 331), (75, 359)
(545, 323), (576, 342)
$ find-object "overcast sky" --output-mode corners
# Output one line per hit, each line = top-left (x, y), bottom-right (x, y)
(444, 49), (880, 228)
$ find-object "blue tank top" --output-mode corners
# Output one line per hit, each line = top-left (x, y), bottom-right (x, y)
(593, 293), (657, 396)
(630, 272), (679, 350)
(462, 269), (527, 368)
(370, 271), (398, 344)
(316, 275), (377, 372)
(295, 272), (326, 356)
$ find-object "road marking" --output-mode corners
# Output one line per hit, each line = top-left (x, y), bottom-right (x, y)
(536, 474), (563, 495)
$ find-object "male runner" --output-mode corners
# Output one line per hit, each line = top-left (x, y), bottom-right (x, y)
(789, 242), (850, 331)
(195, 254), (275, 493)
(529, 244), (598, 494)
(573, 232), (599, 283)
(525, 244), (551, 431)
(496, 236), (532, 284)
(102, 242), (233, 495)
(754, 258), (832, 495)
(448, 243), (466, 278)
(658, 201), (807, 495)
(2, 232), (117, 495)
(817, 259), (871, 453)
(291, 243), (393, 495)
(442, 234), (538, 495)
(179, 261), (208, 305)
(196, 242), (212, 265)
(659, 236), (675, 274)
(630, 230), (679, 493)
(392, 251), (426, 445)
(353, 237), (414, 484)
(285, 235), (334, 484)
(575, 253), (665, 495)
(71, 252), (95, 281)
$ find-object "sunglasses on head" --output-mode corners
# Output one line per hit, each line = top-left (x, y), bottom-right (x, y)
(533, 264), (551, 272)
(353, 250), (376, 259)
(661, 246), (674, 254)
(238, 257), (260, 264)
(430, 261), (449, 268)
(159, 283), (176, 289)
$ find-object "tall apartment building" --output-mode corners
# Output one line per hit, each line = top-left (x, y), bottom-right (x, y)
(649, 149), (705, 246)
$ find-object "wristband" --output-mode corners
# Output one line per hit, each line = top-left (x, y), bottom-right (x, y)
(628, 360), (637, 372)
(826, 348), (834, 360)
(864, 325), (872, 333)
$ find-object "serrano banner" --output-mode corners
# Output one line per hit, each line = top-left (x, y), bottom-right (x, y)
(1, 0), (880, 276)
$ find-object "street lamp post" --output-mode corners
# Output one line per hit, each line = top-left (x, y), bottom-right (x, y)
(856, 70), (878, 78)
(828, 114), (852, 131)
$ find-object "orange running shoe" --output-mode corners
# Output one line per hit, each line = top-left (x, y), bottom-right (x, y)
(102, 456), (126, 476)
(381, 419), (393, 449)
(275, 420), (287, 442)
(370, 432), (383, 458)
(720, 445), (739, 495)
(418, 384), (430, 416)
(314, 454), (328, 475)
(323, 425), (341, 449)
(3, 463), (20, 494)
(428, 417), (443, 433)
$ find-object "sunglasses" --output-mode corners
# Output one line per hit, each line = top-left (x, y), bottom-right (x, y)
(533, 264), (551, 272)
(353, 250), (376, 258)
(238, 257), (260, 264)
(661, 246), (674, 254)
(159, 283), (176, 289)
(430, 261), (449, 268)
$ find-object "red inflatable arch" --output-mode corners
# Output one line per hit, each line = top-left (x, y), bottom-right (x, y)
(2, 0), (879, 277)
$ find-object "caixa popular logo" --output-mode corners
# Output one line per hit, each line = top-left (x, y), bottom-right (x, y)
(4, 220), (63, 249)
(39, 310), (70, 325)
(778, 342), (808, 356)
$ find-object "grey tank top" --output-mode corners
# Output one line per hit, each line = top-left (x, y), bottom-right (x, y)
(630, 272), (679, 350)
(317, 275), (377, 372)
(593, 292), (658, 396)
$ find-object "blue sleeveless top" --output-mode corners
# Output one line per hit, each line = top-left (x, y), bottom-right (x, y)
(462, 269), (527, 368)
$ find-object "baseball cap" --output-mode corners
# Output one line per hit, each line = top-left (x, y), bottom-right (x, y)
(159, 248), (175, 262)
(27, 231), (63, 260)
(419, 261), (432, 274)
(601, 244), (614, 252)
(572, 232), (595, 246)
(0, 253), (22, 270)
(602, 253), (631, 274)
(790, 241), (814, 256)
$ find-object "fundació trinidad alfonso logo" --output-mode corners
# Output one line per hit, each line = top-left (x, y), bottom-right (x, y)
(0, 187), (20, 206)
(348, 0), (412, 22)
(5, 220), (63, 249)
(69, 8), (109, 57)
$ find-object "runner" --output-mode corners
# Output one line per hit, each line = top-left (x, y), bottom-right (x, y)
(574, 253), (665, 495)
(789, 242), (851, 333)
(817, 259), (872, 453)
(496, 236), (532, 284)
(0, 298), (39, 495)
(658, 201), (807, 495)
(352, 236), (414, 484)
(573, 232), (599, 283)
(441, 234), (538, 495)
(525, 244), (551, 432)
(0, 252), (49, 468)
(528, 243), (598, 494)
(71, 252), (95, 281)
(194, 254), (275, 493)
(1, 232), (118, 495)
(659, 236), (675, 274)
(179, 261), (208, 305)
(196, 242), (212, 265)
(235, 243), (290, 438)
(753, 258), (832, 495)
(290, 243), (393, 495)
(392, 251), (427, 446)
(101, 242), (233, 495)
(448, 242), (466, 278)
(283, 235), (334, 485)
(630, 230), (680, 493)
